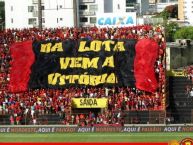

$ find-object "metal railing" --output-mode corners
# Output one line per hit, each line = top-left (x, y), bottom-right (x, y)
(0, 110), (166, 125)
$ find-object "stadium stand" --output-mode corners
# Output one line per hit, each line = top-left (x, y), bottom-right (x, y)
(168, 75), (193, 123)
(0, 25), (167, 125)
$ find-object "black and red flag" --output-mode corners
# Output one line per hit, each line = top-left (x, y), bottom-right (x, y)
(9, 38), (159, 93)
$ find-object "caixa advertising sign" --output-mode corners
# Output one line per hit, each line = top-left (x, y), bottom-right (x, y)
(96, 13), (136, 27)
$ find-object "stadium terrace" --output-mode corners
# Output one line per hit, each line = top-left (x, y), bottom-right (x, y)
(0, 25), (166, 126)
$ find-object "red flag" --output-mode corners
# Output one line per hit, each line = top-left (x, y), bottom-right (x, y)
(9, 40), (35, 92)
(134, 38), (159, 92)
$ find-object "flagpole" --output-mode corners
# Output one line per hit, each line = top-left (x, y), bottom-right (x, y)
(38, 0), (42, 30)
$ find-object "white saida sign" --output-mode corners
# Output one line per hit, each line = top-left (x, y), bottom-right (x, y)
(96, 13), (136, 27)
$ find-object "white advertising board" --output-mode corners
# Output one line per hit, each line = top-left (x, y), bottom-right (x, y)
(96, 12), (136, 27)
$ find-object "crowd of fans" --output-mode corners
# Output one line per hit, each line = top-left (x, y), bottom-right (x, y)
(0, 25), (166, 125)
(185, 65), (193, 98)
(185, 65), (193, 83)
